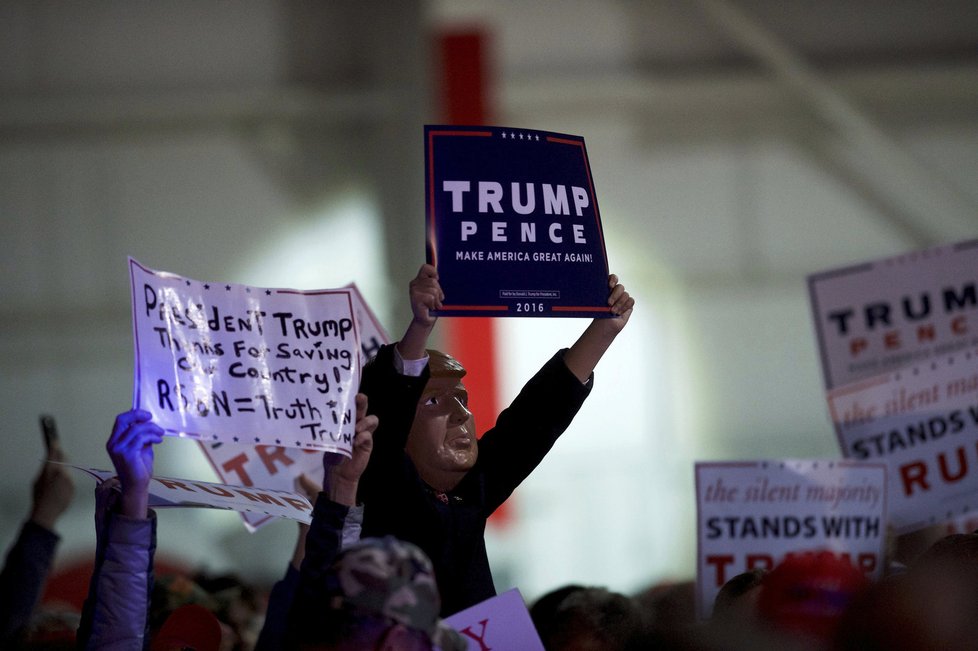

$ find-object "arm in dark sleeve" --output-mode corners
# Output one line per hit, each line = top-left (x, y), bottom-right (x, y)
(478, 349), (592, 512)
(254, 564), (300, 651)
(0, 520), (60, 645)
(258, 504), (361, 650)
(356, 343), (429, 504)
(288, 494), (350, 631)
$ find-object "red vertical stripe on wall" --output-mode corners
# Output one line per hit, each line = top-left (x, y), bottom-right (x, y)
(438, 31), (489, 126)
(436, 30), (510, 525)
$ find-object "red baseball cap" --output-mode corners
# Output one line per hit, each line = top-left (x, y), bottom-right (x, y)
(150, 604), (222, 651)
(758, 551), (869, 641)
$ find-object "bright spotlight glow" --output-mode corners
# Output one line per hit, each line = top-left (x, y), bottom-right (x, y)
(232, 192), (387, 311)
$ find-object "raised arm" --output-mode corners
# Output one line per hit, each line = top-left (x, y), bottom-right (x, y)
(78, 409), (164, 651)
(0, 428), (74, 645)
(106, 410), (163, 519)
(289, 395), (378, 640)
(324, 393), (377, 506)
(260, 395), (377, 651)
(357, 265), (436, 499)
(563, 273), (634, 383)
(396, 263), (443, 361)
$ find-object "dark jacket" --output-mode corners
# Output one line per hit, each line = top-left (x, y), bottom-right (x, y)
(0, 520), (60, 646)
(358, 343), (591, 615)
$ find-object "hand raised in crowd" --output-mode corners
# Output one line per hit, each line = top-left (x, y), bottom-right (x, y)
(408, 263), (444, 328)
(564, 273), (635, 383)
(323, 393), (377, 506)
(398, 264), (444, 360)
(29, 430), (75, 532)
(106, 409), (164, 519)
(603, 273), (634, 332)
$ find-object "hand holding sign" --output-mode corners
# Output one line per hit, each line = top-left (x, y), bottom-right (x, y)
(425, 125), (612, 317)
(324, 393), (377, 507)
(563, 273), (634, 384)
(409, 264), (444, 329)
(398, 264), (444, 361)
(604, 273), (634, 329)
(107, 409), (164, 519)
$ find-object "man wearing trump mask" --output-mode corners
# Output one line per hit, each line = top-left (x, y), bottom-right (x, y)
(358, 264), (633, 615)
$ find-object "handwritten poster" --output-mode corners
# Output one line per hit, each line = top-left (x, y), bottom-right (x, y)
(808, 239), (978, 390)
(197, 283), (391, 531)
(129, 258), (361, 455)
(425, 125), (611, 318)
(695, 460), (886, 620)
(70, 464), (314, 523)
(444, 588), (545, 651)
(828, 346), (978, 533)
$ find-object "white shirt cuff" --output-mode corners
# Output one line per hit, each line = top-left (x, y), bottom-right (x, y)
(393, 345), (428, 377)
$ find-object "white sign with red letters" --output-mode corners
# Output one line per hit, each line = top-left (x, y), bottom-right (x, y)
(445, 588), (545, 651)
(695, 460), (886, 620)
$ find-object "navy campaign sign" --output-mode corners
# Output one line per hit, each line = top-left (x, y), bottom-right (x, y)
(425, 125), (611, 318)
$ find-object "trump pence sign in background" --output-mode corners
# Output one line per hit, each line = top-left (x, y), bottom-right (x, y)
(808, 239), (978, 390)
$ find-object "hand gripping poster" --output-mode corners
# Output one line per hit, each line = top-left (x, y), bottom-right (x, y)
(695, 460), (886, 620)
(129, 258), (361, 456)
(196, 283), (390, 531)
(425, 125), (611, 318)
(808, 239), (978, 390)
